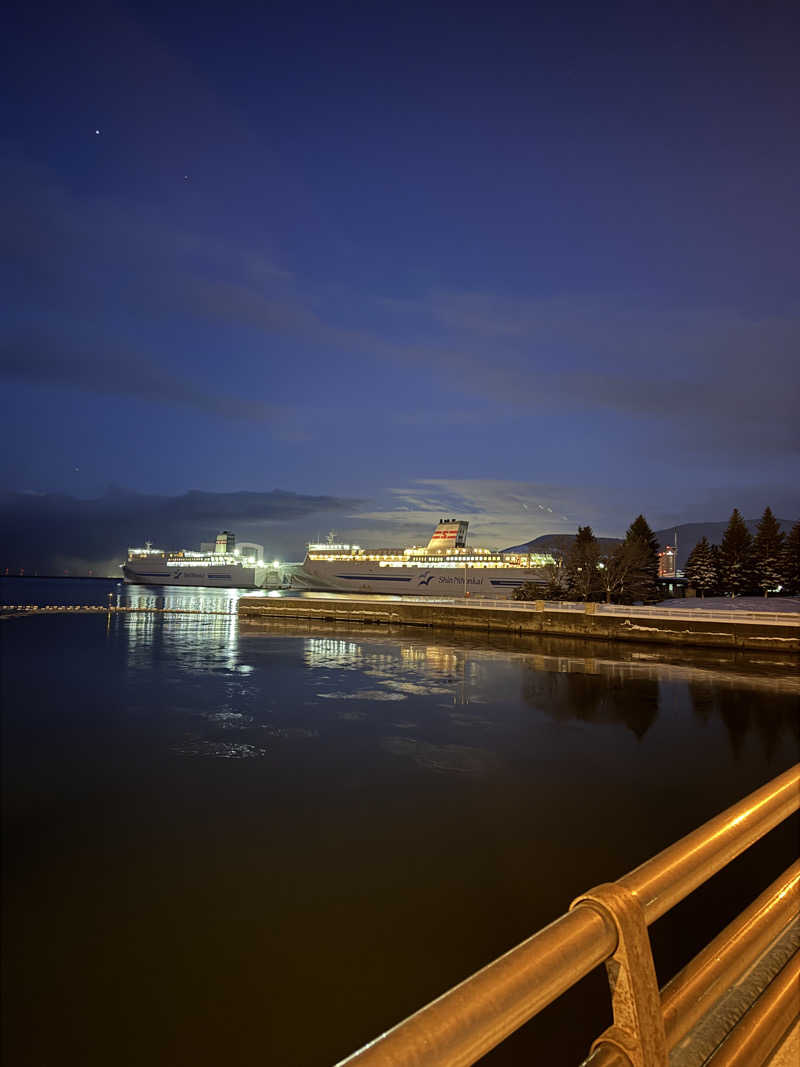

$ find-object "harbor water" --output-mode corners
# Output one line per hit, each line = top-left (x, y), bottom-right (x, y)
(2, 578), (798, 1065)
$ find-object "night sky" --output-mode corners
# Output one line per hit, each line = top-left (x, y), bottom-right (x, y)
(2, 2), (799, 571)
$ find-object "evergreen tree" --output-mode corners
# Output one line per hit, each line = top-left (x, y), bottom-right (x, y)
(752, 507), (785, 597)
(781, 522), (800, 595)
(540, 562), (566, 600)
(685, 536), (717, 598)
(599, 539), (651, 603)
(511, 569), (564, 601)
(620, 515), (660, 602)
(565, 525), (601, 601)
(718, 508), (754, 596)
(710, 543), (722, 593)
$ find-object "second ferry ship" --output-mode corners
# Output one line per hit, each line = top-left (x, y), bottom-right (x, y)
(123, 531), (284, 589)
(292, 519), (556, 598)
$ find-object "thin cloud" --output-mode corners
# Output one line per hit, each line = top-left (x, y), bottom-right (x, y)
(355, 479), (800, 549)
(2, 152), (797, 468)
(0, 330), (301, 428)
(426, 290), (800, 457)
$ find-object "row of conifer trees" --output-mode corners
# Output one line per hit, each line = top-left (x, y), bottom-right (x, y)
(685, 508), (800, 597)
(513, 514), (664, 604)
(512, 507), (800, 604)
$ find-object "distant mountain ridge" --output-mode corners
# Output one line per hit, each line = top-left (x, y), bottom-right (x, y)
(505, 518), (798, 570)
(507, 533), (623, 557)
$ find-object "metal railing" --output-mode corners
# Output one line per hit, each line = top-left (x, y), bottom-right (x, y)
(337, 764), (800, 1066)
(267, 595), (800, 626)
(587, 603), (800, 625)
(478, 601), (799, 624)
(466, 599), (799, 624)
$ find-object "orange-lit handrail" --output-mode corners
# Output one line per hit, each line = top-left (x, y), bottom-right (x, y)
(618, 766), (799, 923)
(337, 764), (800, 1067)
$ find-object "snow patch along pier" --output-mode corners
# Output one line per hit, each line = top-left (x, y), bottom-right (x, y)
(238, 595), (800, 652)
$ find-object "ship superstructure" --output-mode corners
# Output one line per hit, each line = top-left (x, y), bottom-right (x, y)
(123, 531), (283, 589)
(292, 519), (556, 598)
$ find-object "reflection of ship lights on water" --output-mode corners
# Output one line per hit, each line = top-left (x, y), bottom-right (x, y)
(304, 638), (362, 669)
(401, 645), (461, 674)
(119, 591), (240, 670)
(304, 638), (403, 672)
(300, 636), (477, 704)
(123, 591), (240, 613)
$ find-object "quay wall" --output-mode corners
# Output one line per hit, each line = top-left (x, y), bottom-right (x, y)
(238, 596), (800, 652)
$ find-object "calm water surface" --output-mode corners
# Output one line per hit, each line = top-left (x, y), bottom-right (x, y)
(2, 578), (798, 1065)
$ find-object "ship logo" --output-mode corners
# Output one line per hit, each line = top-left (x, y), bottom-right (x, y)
(418, 571), (436, 586)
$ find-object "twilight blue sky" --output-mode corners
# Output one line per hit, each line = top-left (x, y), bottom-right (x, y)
(2, 1), (799, 568)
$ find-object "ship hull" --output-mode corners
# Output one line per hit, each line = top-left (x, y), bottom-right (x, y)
(292, 559), (547, 598)
(122, 563), (267, 589)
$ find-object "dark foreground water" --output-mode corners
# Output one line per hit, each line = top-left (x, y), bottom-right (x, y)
(2, 579), (798, 1066)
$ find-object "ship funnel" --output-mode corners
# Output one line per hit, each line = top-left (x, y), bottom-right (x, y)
(215, 531), (236, 554)
(426, 520), (468, 552)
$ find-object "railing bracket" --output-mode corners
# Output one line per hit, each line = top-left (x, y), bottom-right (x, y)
(571, 882), (667, 1067)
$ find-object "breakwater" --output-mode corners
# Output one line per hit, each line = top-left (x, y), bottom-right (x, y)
(238, 595), (800, 652)
(0, 603), (235, 618)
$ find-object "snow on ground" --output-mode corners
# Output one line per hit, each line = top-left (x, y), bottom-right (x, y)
(659, 596), (800, 614)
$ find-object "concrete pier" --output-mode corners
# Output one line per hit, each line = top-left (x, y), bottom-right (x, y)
(0, 604), (235, 617)
(238, 595), (800, 652)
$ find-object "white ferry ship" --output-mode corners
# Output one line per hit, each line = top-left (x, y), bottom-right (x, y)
(123, 531), (282, 589)
(292, 519), (556, 598)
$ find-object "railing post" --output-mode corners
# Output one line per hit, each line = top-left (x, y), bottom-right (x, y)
(571, 883), (667, 1067)
(336, 765), (799, 1067)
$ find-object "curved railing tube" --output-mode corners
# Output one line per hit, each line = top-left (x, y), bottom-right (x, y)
(337, 764), (800, 1067)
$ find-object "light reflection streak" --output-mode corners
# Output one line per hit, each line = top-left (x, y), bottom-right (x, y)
(303, 637), (475, 704)
(121, 590), (240, 671)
